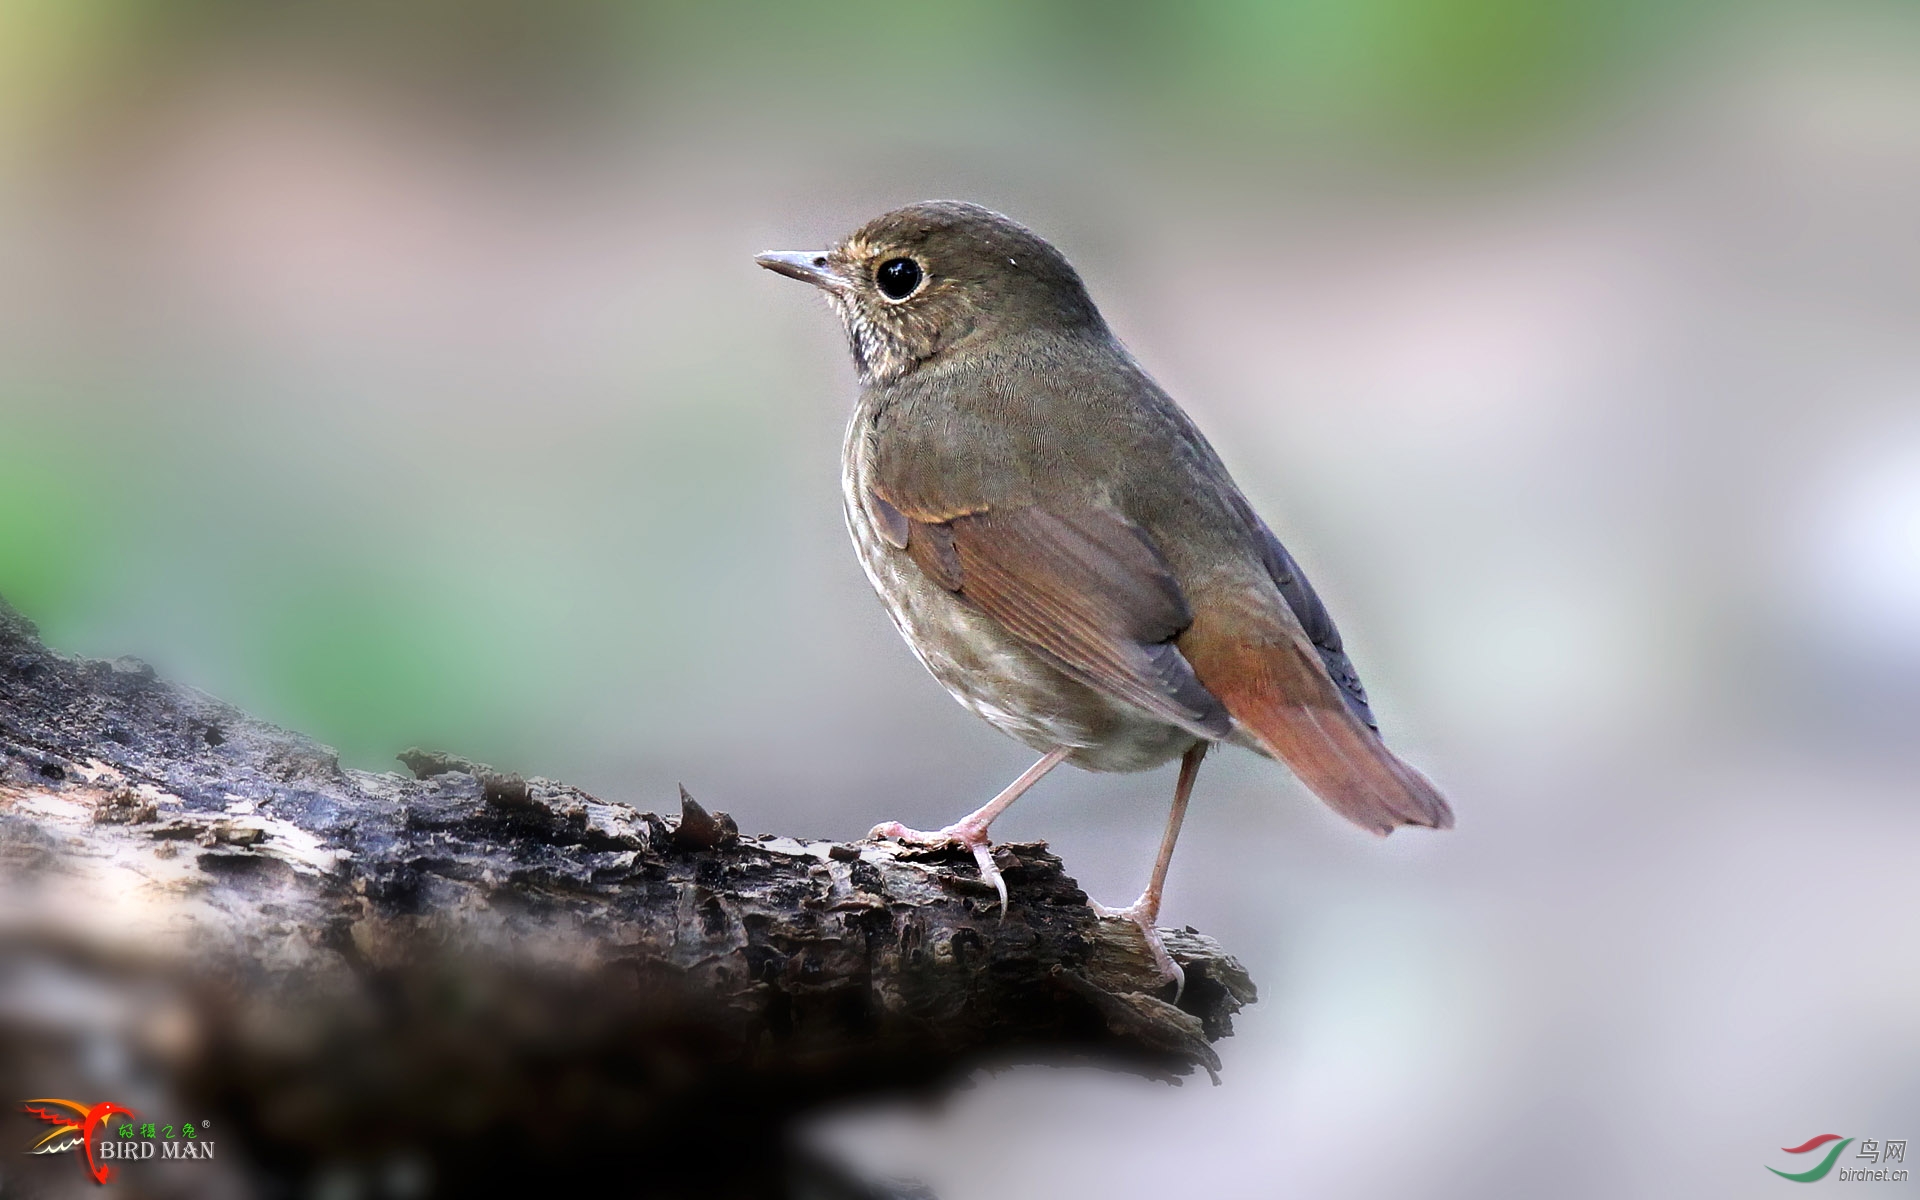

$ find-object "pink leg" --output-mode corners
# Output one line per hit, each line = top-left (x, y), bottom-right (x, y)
(1092, 742), (1206, 996)
(870, 746), (1073, 915)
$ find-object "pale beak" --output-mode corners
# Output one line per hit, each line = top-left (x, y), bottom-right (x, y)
(754, 250), (847, 291)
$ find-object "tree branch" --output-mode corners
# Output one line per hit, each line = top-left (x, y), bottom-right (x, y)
(0, 598), (1253, 1198)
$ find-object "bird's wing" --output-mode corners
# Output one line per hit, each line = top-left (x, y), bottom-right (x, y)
(866, 489), (1232, 740)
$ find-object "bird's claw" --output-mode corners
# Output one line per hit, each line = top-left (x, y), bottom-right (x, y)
(868, 820), (1008, 917)
(1090, 898), (1185, 1002)
(967, 839), (1009, 916)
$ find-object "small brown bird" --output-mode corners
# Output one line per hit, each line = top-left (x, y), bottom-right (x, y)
(758, 202), (1451, 985)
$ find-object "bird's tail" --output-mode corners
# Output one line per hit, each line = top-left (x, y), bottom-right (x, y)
(1184, 626), (1453, 835)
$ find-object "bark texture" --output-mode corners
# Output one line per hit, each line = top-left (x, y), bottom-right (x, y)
(0, 599), (1254, 1199)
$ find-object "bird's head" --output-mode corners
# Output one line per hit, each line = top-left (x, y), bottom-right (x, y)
(757, 201), (1103, 385)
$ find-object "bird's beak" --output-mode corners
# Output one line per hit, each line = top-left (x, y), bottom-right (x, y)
(755, 250), (847, 292)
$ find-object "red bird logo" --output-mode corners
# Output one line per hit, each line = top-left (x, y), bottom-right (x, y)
(23, 1098), (135, 1185)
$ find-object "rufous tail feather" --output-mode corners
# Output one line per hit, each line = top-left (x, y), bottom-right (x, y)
(1183, 625), (1453, 835)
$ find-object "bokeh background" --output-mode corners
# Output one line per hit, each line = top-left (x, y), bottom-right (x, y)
(3, 1), (1918, 1195)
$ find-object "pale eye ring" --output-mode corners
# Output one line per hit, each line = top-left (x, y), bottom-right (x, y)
(875, 257), (923, 301)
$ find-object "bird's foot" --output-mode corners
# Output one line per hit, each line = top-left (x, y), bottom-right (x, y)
(1089, 897), (1185, 1001)
(868, 818), (1007, 915)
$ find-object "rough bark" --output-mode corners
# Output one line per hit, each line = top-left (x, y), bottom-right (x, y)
(0, 598), (1254, 1199)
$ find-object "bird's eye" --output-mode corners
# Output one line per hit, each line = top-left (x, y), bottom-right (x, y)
(874, 257), (923, 300)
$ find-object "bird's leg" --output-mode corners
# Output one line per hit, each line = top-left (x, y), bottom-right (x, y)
(869, 746), (1073, 915)
(1091, 742), (1207, 997)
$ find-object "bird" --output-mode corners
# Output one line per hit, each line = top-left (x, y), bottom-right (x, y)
(757, 201), (1451, 988)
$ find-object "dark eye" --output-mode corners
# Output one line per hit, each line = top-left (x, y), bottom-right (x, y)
(875, 257), (922, 300)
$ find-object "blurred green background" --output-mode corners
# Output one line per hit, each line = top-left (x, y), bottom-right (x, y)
(3, 1), (1918, 1197)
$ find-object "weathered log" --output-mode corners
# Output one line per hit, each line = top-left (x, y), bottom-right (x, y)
(0, 598), (1253, 1198)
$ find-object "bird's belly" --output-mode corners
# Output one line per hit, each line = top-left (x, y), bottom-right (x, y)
(842, 437), (1193, 774)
